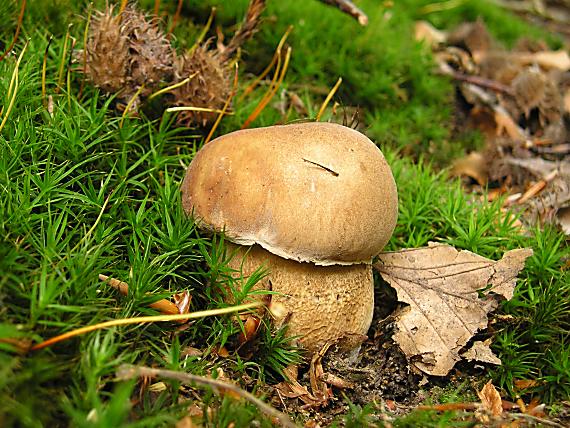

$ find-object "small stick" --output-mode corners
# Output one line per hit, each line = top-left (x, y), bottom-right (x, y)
(117, 365), (296, 428)
(445, 70), (514, 96)
(515, 169), (559, 205)
(0, 0), (27, 62)
(98, 274), (179, 315)
(317, 0), (368, 25)
(153, 0), (161, 16)
(316, 77), (342, 121)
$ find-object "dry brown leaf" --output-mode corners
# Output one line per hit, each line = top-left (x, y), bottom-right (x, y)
(494, 108), (527, 140)
(513, 379), (539, 391)
(451, 152), (488, 185)
(478, 381), (503, 417)
(414, 21), (447, 47)
(374, 244), (532, 376)
(514, 50), (570, 71)
(461, 339), (502, 365)
(238, 315), (261, 345)
(557, 206), (570, 235)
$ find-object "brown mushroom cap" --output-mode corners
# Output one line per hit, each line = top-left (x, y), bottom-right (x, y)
(181, 122), (398, 265)
(226, 243), (374, 354)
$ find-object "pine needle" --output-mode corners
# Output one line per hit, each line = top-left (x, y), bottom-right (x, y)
(241, 46), (291, 129)
(148, 72), (198, 101)
(119, 85), (146, 128)
(78, 3), (92, 98)
(239, 26), (292, 102)
(56, 25), (72, 92)
(168, 0), (184, 34)
(316, 77), (342, 121)
(0, 41), (28, 134)
(166, 106), (234, 115)
(188, 7), (216, 56)
(205, 63), (239, 144)
(30, 302), (263, 351)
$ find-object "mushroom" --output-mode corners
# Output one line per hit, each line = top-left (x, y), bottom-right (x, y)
(181, 122), (398, 353)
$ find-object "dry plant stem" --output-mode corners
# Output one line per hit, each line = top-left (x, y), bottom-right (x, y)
(98, 274), (179, 315)
(238, 26), (292, 101)
(316, 77), (342, 121)
(188, 8), (216, 57)
(30, 302), (263, 351)
(79, 4), (92, 98)
(0, 41), (28, 134)
(166, 106), (233, 115)
(317, 0), (368, 25)
(119, 84), (145, 128)
(0, 0), (26, 62)
(153, 0), (161, 17)
(445, 70), (514, 96)
(117, 365), (296, 428)
(241, 46), (291, 129)
(41, 37), (52, 107)
(148, 72), (198, 100)
(205, 64), (239, 144)
(169, 0), (184, 34)
(66, 37), (76, 108)
(118, 0), (128, 16)
(56, 25), (72, 92)
(70, 191), (112, 254)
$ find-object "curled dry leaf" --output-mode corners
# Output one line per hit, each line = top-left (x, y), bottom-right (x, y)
(451, 151), (488, 185)
(414, 21), (447, 47)
(374, 243), (532, 376)
(461, 339), (502, 365)
(478, 381), (503, 417)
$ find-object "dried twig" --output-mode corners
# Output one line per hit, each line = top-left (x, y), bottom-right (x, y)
(444, 70), (514, 96)
(317, 0), (368, 25)
(117, 365), (296, 428)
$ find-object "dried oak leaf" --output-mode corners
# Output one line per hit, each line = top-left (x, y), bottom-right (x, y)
(374, 243), (532, 376)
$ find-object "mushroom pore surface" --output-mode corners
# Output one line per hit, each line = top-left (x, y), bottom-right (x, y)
(226, 243), (374, 354)
(181, 122), (398, 265)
